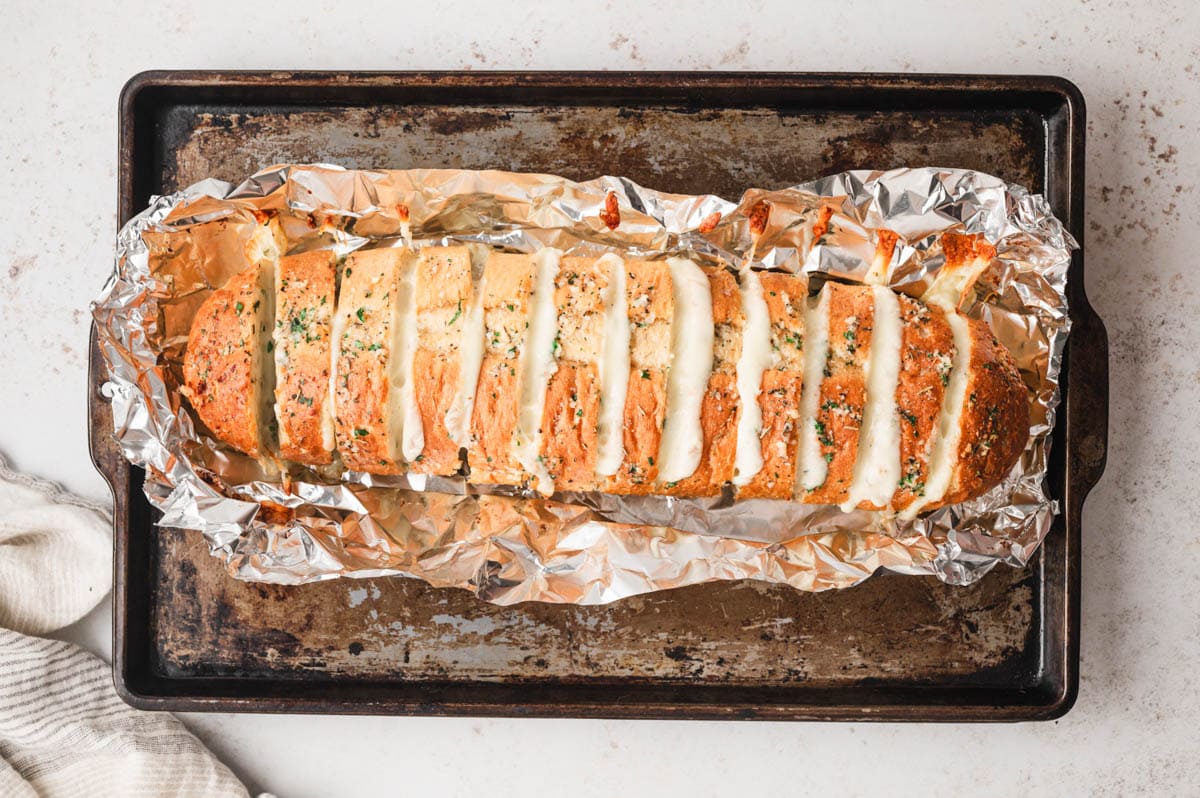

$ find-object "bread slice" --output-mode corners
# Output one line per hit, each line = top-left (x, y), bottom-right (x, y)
(842, 285), (904, 511)
(665, 266), (741, 497)
(411, 245), (473, 475)
(182, 262), (275, 458)
(273, 250), (336, 465)
(468, 252), (539, 486)
(942, 318), (1029, 505)
(736, 271), (807, 499)
(604, 259), (674, 495)
(539, 256), (608, 492)
(889, 295), (955, 511)
(332, 247), (414, 474)
(803, 281), (874, 505)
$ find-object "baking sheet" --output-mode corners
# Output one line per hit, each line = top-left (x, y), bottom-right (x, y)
(93, 71), (1105, 720)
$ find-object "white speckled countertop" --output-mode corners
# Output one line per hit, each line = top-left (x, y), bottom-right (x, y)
(4, 0), (1198, 794)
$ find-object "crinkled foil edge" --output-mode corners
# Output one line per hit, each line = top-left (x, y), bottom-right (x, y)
(93, 166), (1075, 603)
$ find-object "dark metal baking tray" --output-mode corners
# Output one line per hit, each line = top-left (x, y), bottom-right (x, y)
(89, 71), (1107, 721)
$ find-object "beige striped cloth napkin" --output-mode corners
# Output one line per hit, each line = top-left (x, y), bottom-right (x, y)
(0, 452), (253, 797)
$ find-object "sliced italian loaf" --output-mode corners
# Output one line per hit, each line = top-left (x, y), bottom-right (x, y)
(185, 242), (1028, 515)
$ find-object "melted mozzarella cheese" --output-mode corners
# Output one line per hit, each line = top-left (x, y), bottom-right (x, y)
(842, 286), (902, 511)
(732, 266), (772, 486)
(596, 253), (630, 476)
(656, 257), (714, 484)
(796, 286), (832, 492)
(923, 255), (990, 310)
(271, 256), (288, 453)
(513, 248), (561, 495)
(444, 251), (487, 448)
(395, 252), (424, 462)
(898, 306), (972, 520)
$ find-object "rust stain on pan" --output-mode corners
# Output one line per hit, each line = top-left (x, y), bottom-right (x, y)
(165, 105), (1043, 199)
(154, 528), (1034, 683)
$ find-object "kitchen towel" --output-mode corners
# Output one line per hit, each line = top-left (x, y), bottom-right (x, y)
(0, 451), (253, 798)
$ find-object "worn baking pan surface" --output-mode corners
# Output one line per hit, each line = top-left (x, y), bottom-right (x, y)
(91, 71), (1106, 720)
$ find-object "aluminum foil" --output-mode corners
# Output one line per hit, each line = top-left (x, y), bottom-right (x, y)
(93, 165), (1075, 602)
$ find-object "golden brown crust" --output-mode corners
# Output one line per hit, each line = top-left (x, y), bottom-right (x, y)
(603, 368), (668, 495)
(468, 356), (524, 484)
(890, 295), (954, 510)
(468, 252), (537, 484)
(412, 246), (472, 475)
(333, 248), (407, 474)
(274, 250), (336, 465)
(415, 245), (473, 314)
(942, 318), (1029, 505)
(481, 252), (536, 313)
(625, 259), (673, 330)
(182, 265), (270, 458)
(541, 362), (601, 491)
(941, 231), (996, 267)
(805, 282), (874, 505)
(759, 273), (808, 346)
(412, 348), (462, 475)
(706, 266), (741, 326)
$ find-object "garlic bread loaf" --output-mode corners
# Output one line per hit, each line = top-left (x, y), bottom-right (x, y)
(183, 243), (1029, 515)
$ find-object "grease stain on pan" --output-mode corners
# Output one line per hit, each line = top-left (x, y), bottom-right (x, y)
(153, 528), (1034, 684)
(165, 105), (1042, 200)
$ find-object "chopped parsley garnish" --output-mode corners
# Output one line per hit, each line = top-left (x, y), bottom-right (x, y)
(447, 299), (463, 326)
(813, 419), (834, 448)
(353, 428), (369, 437)
(235, 301), (244, 315)
(355, 307), (366, 323)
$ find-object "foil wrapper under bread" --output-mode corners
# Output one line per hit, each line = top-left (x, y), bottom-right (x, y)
(94, 165), (1074, 601)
